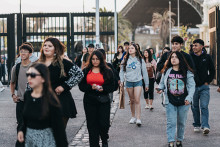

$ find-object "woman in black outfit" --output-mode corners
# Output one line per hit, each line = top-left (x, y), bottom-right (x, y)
(39, 37), (84, 128)
(17, 63), (68, 147)
(75, 47), (88, 68)
(79, 50), (115, 147)
(113, 45), (124, 74)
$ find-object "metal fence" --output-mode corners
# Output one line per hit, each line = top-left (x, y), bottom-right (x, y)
(0, 14), (15, 85)
(0, 12), (116, 84)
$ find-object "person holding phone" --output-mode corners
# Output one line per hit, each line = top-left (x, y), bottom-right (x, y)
(156, 51), (195, 147)
(78, 50), (115, 147)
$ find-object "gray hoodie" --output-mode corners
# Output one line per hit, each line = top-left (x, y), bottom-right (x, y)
(120, 56), (149, 87)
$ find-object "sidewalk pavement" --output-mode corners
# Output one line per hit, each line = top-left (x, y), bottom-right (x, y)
(108, 85), (220, 147)
(1, 85), (220, 147)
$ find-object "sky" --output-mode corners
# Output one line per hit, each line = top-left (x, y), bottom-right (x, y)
(0, 0), (130, 14)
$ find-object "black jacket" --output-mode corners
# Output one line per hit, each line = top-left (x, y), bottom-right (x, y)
(78, 68), (115, 103)
(157, 51), (195, 72)
(190, 52), (215, 87)
(75, 54), (83, 68)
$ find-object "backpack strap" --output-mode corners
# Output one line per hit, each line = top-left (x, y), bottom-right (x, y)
(15, 63), (21, 90)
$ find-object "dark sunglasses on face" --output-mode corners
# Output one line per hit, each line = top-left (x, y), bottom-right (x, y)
(26, 73), (41, 78)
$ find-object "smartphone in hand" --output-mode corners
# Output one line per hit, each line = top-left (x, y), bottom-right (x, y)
(155, 88), (162, 92)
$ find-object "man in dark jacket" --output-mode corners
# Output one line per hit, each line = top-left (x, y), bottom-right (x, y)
(157, 36), (195, 72)
(191, 39), (215, 135)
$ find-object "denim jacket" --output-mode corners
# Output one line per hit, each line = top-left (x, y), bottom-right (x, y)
(158, 67), (195, 104)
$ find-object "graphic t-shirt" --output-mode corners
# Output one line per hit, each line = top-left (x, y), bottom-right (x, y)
(167, 69), (187, 106)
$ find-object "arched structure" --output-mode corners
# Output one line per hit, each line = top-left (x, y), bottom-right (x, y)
(121, 0), (204, 28)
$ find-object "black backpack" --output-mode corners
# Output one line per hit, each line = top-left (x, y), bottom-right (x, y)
(107, 63), (119, 91)
(15, 63), (21, 90)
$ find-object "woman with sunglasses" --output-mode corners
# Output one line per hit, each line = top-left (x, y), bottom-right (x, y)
(38, 37), (83, 128)
(78, 50), (115, 147)
(17, 63), (68, 147)
(157, 51), (195, 147)
(120, 43), (149, 126)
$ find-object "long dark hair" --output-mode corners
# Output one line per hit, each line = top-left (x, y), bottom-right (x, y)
(143, 49), (153, 63)
(123, 43), (142, 71)
(117, 45), (124, 55)
(161, 51), (193, 77)
(29, 63), (60, 118)
(85, 50), (111, 82)
(39, 37), (66, 77)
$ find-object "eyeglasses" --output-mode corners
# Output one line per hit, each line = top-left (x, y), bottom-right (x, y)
(26, 73), (41, 78)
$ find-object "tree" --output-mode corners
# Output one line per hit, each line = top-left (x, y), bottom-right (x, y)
(151, 11), (176, 47)
(179, 25), (198, 53)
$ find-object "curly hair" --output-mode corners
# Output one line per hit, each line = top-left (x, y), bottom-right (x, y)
(39, 37), (66, 77)
(161, 51), (193, 77)
(122, 43), (143, 71)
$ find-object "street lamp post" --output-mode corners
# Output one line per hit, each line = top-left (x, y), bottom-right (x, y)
(95, 0), (100, 48)
(114, 0), (118, 53)
(177, 0), (180, 35)
(169, 1), (171, 49)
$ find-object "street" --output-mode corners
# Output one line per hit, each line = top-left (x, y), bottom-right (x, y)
(0, 85), (220, 147)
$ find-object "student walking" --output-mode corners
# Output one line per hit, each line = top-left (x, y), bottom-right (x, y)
(113, 45), (124, 74)
(75, 47), (88, 68)
(81, 44), (95, 69)
(191, 39), (215, 135)
(10, 44), (33, 147)
(38, 37), (83, 128)
(157, 36), (195, 73)
(17, 63), (68, 147)
(157, 51), (195, 147)
(120, 43), (149, 126)
(143, 49), (157, 110)
(79, 50), (115, 147)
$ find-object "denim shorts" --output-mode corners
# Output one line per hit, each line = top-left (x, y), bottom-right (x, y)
(126, 80), (142, 88)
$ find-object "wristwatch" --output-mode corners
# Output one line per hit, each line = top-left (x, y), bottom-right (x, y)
(12, 94), (15, 97)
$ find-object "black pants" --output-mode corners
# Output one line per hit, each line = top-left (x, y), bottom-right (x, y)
(84, 100), (111, 147)
(143, 78), (155, 99)
(15, 101), (24, 147)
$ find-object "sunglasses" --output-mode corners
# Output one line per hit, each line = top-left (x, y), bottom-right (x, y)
(26, 73), (41, 78)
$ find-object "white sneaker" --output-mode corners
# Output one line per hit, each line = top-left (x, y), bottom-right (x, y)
(0, 87), (5, 92)
(203, 128), (210, 135)
(129, 117), (136, 124)
(194, 127), (200, 133)
(145, 105), (150, 109)
(136, 119), (142, 126)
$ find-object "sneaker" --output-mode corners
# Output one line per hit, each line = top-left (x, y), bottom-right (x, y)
(149, 105), (154, 110)
(168, 142), (174, 147)
(176, 141), (182, 147)
(145, 105), (150, 109)
(129, 117), (136, 124)
(194, 127), (200, 133)
(136, 119), (142, 126)
(203, 128), (210, 135)
(0, 87), (5, 92)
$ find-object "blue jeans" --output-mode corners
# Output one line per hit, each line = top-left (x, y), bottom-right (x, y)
(191, 85), (210, 129)
(166, 103), (190, 142)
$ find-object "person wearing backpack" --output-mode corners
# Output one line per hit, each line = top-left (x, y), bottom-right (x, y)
(120, 43), (149, 126)
(10, 44), (33, 147)
(143, 49), (157, 110)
